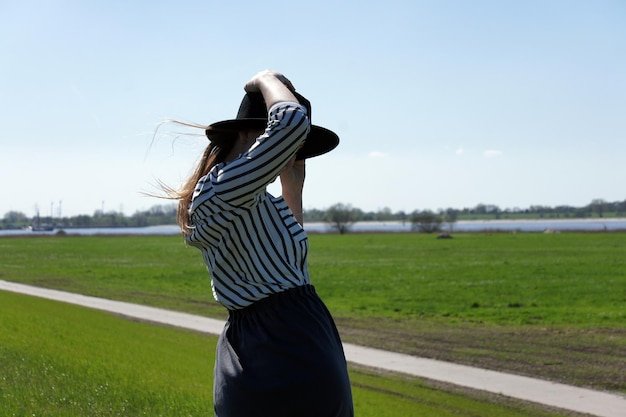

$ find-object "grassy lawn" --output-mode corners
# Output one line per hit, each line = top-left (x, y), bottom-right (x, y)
(309, 233), (626, 392)
(0, 291), (213, 416)
(0, 291), (576, 417)
(0, 232), (624, 394)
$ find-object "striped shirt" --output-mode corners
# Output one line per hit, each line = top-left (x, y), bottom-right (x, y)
(186, 102), (312, 310)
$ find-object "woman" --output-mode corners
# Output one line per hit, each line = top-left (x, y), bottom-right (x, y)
(173, 70), (353, 417)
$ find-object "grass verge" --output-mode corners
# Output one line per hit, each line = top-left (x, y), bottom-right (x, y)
(0, 291), (580, 417)
(0, 233), (624, 393)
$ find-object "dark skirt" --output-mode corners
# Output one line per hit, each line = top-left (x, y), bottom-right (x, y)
(214, 285), (354, 417)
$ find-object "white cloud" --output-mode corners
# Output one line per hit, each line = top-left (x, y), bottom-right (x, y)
(456, 146), (465, 155)
(483, 149), (503, 158)
(368, 151), (389, 159)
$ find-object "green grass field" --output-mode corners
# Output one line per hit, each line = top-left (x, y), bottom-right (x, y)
(0, 232), (625, 412)
(311, 232), (625, 325)
(2, 233), (624, 327)
(0, 290), (574, 417)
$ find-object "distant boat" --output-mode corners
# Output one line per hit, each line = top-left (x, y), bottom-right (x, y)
(30, 224), (54, 232)
(31, 211), (54, 232)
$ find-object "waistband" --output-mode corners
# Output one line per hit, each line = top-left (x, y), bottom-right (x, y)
(228, 284), (317, 319)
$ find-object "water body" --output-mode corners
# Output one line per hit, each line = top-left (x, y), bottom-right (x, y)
(1, 219), (626, 237)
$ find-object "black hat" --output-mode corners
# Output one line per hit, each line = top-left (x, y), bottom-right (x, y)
(205, 92), (339, 160)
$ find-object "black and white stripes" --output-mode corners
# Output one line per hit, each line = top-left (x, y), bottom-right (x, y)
(186, 102), (311, 310)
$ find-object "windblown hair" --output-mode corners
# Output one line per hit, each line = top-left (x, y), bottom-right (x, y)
(156, 122), (236, 235)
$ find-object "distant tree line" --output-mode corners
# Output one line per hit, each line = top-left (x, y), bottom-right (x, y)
(1, 198), (625, 232)
(318, 199), (626, 234)
(1, 204), (178, 230)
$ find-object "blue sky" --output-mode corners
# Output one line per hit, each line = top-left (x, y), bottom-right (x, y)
(1, 0), (625, 218)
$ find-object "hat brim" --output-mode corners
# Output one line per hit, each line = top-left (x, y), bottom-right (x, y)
(206, 118), (339, 160)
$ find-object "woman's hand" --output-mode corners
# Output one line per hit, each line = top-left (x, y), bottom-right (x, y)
(244, 70), (297, 111)
(245, 70), (295, 93)
(280, 156), (305, 224)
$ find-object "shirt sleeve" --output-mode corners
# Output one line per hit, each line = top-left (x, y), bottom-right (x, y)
(196, 101), (310, 209)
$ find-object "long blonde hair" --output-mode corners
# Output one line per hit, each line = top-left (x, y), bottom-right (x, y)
(157, 122), (236, 235)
